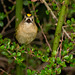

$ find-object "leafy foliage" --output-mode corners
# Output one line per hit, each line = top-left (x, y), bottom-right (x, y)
(0, 0), (75, 75)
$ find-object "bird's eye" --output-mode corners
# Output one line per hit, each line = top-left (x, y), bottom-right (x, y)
(24, 18), (26, 20)
(32, 19), (33, 21)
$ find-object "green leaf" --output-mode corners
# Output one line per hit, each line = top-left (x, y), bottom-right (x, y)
(27, 69), (31, 75)
(67, 20), (71, 25)
(61, 51), (68, 56)
(27, 48), (30, 51)
(0, 34), (2, 39)
(70, 26), (73, 29)
(52, 3), (57, 10)
(0, 39), (3, 45)
(34, 51), (38, 55)
(21, 50), (25, 53)
(6, 40), (11, 49)
(45, 10), (49, 15)
(49, 57), (55, 63)
(38, 50), (42, 54)
(36, 19), (40, 23)
(8, 6), (12, 10)
(52, 51), (57, 56)
(2, 51), (8, 55)
(10, 45), (15, 50)
(63, 55), (69, 60)
(13, 52), (16, 56)
(0, 12), (6, 20)
(73, 29), (75, 32)
(72, 4), (75, 8)
(70, 64), (74, 67)
(32, 48), (35, 51)
(56, 68), (61, 74)
(35, 10), (38, 13)
(68, 42), (73, 47)
(0, 21), (4, 27)
(0, 45), (5, 49)
(56, 57), (61, 64)
(48, 69), (52, 74)
(60, 61), (66, 67)
(71, 18), (75, 22)
(47, 47), (50, 52)
(17, 59), (22, 64)
(17, 52), (21, 56)
(69, 54), (73, 59)
(32, 71), (36, 74)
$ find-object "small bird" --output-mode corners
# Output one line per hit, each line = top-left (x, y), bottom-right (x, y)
(15, 13), (38, 45)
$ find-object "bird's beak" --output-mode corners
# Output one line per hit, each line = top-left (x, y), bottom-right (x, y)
(26, 19), (31, 23)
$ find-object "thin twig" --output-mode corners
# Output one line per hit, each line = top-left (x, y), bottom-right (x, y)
(7, 50), (16, 60)
(36, 62), (49, 72)
(1, 16), (15, 34)
(32, 3), (52, 51)
(41, 0), (58, 21)
(59, 32), (64, 58)
(8, 6), (15, 15)
(62, 27), (72, 40)
(39, 24), (52, 51)
(1, 28), (15, 36)
(1, 0), (10, 25)
(0, 68), (11, 75)
(8, 0), (16, 4)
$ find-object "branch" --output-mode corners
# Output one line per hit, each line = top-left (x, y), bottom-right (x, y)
(8, 0), (16, 4)
(1, 16), (15, 34)
(7, 50), (16, 60)
(32, 3), (52, 51)
(1, 0), (10, 25)
(0, 68), (11, 75)
(41, 0), (58, 21)
(62, 27), (72, 40)
(52, 0), (69, 55)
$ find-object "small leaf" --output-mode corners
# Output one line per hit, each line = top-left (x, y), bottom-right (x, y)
(27, 69), (31, 75)
(69, 54), (73, 59)
(8, 6), (12, 10)
(36, 19), (40, 23)
(63, 55), (69, 60)
(0, 12), (5, 20)
(34, 51), (38, 55)
(10, 45), (15, 50)
(2, 51), (8, 55)
(27, 48), (30, 51)
(72, 4), (75, 8)
(56, 68), (61, 74)
(71, 18), (75, 22)
(32, 71), (36, 74)
(35, 9), (38, 13)
(0, 45), (5, 49)
(60, 61), (66, 67)
(70, 64), (74, 67)
(0, 21), (4, 27)
(38, 50), (42, 54)
(13, 52), (16, 56)
(21, 50), (25, 53)
(0, 34), (2, 39)
(56, 57), (61, 64)
(52, 51), (57, 56)
(67, 20), (71, 25)
(17, 52), (21, 56)
(45, 10), (49, 15)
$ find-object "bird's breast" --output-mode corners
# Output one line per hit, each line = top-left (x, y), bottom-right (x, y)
(16, 23), (37, 44)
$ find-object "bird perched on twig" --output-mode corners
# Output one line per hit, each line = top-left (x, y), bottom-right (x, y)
(15, 13), (38, 45)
